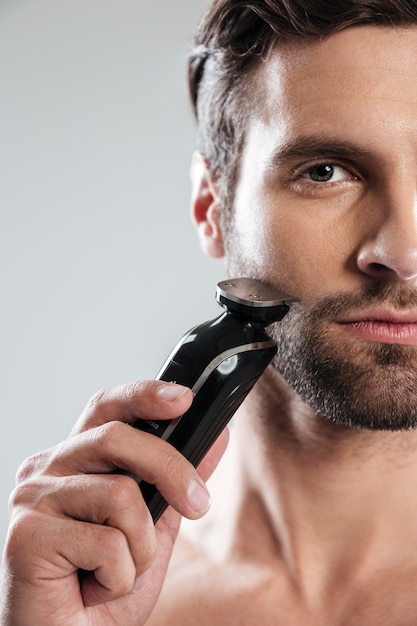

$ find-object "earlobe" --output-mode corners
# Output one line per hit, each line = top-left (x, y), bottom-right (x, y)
(190, 151), (225, 259)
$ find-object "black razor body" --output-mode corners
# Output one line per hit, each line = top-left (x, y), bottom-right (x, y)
(131, 279), (297, 522)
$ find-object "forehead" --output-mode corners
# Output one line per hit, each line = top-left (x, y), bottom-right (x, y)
(249, 25), (417, 153)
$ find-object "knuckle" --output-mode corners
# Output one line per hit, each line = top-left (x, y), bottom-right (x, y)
(86, 387), (112, 411)
(92, 527), (136, 596)
(105, 475), (139, 510)
(93, 420), (127, 454)
(4, 510), (43, 559)
(8, 476), (53, 515)
(160, 447), (192, 484)
(15, 450), (49, 483)
(15, 456), (35, 483)
(8, 482), (34, 510)
(119, 380), (159, 416)
(122, 380), (147, 403)
(102, 525), (130, 560)
(86, 381), (149, 414)
(115, 577), (135, 598)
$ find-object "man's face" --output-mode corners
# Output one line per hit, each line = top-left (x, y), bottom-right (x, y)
(226, 25), (417, 430)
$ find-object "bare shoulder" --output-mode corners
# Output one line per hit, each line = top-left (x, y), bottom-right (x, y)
(144, 531), (272, 626)
(144, 505), (288, 625)
(143, 531), (218, 626)
(144, 435), (275, 625)
(145, 543), (417, 626)
(144, 472), (237, 625)
(144, 430), (291, 625)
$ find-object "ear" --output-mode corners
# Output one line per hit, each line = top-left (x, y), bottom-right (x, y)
(190, 152), (225, 259)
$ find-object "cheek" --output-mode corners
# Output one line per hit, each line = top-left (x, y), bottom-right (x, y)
(232, 207), (272, 269)
(230, 201), (354, 300)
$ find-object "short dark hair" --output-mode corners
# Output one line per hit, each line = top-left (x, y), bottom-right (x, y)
(188, 0), (417, 218)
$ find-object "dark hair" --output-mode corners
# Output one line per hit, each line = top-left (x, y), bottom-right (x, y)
(188, 0), (417, 217)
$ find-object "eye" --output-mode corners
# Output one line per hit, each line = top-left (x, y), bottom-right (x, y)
(301, 164), (349, 183)
(284, 159), (362, 196)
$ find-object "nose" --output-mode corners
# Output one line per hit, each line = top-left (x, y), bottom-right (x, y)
(357, 187), (417, 283)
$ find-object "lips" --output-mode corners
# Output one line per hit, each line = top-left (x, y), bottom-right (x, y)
(337, 310), (417, 345)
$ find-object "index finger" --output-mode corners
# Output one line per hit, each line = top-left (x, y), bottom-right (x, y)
(71, 380), (194, 435)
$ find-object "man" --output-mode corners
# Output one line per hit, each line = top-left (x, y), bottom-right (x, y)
(3, 0), (417, 623)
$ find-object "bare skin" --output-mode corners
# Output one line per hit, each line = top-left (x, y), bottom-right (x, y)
(5, 23), (417, 626)
(148, 24), (417, 625)
(148, 383), (417, 625)
(0, 381), (228, 625)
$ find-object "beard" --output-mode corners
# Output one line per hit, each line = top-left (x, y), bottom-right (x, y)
(268, 282), (417, 431)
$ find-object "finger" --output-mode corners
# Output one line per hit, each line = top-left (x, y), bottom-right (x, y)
(71, 380), (194, 435)
(5, 511), (139, 608)
(154, 428), (230, 537)
(44, 422), (212, 519)
(13, 473), (158, 579)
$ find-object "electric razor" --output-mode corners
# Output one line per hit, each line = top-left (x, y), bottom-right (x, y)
(132, 278), (297, 522)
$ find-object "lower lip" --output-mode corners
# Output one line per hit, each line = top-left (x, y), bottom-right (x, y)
(338, 321), (417, 345)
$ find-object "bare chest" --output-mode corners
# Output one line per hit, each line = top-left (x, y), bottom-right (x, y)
(150, 566), (417, 626)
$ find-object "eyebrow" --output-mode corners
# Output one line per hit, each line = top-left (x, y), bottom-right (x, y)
(268, 136), (372, 168)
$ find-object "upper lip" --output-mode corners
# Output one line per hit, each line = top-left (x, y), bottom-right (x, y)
(338, 310), (417, 324)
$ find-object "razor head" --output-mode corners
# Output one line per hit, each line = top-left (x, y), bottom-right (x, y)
(216, 278), (299, 325)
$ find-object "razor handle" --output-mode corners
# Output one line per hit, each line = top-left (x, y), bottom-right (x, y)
(132, 311), (281, 522)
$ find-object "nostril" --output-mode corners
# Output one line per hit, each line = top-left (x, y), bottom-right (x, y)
(361, 261), (398, 280)
(364, 261), (417, 282)
(368, 262), (390, 274)
(357, 235), (417, 282)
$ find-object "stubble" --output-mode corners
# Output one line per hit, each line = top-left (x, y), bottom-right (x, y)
(268, 282), (417, 431)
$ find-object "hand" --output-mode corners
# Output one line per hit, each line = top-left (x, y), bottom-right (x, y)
(0, 380), (229, 626)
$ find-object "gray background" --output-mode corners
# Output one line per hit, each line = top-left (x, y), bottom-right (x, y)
(0, 0), (224, 548)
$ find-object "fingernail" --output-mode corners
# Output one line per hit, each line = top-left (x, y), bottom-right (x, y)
(187, 479), (211, 514)
(157, 383), (189, 401)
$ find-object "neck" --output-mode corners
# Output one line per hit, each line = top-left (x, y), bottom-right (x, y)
(226, 368), (417, 604)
